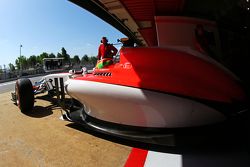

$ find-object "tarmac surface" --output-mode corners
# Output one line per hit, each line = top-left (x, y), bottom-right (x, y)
(0, 91), (131, 167)
(0, 76), (44, 94)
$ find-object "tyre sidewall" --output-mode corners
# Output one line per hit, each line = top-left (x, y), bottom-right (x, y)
(16, 78), (34, 113)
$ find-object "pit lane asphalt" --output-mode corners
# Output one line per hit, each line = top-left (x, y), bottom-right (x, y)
(0, 91), (131, 166)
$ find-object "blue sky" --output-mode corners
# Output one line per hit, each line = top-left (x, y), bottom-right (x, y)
(0, 0), (124, 68)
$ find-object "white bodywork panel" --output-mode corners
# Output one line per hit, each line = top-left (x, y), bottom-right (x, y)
(42, 73), (71, 86)
(65, 79), (226, 128)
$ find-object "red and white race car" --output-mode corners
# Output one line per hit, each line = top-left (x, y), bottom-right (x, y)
(11, 40), (249, 146)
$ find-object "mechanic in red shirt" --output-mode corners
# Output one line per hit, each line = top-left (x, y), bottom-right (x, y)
(97, 37), (118, 60)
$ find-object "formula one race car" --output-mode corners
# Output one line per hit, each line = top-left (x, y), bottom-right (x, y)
(11, 38), (249, 146)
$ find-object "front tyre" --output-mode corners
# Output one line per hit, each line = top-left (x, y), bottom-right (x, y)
(16, 78), (34, 113)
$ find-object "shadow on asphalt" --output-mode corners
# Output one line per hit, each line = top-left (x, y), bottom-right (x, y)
(23, 105), (53, 118)
(66, 120), (250, 166)
(65, 112), (250, 155)
(22, 95), (59, 118)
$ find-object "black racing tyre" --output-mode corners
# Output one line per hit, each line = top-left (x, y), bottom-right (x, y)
(15, 78), (34, 113)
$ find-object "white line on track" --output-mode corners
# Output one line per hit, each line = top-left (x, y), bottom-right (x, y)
(0, 81), (16, 87)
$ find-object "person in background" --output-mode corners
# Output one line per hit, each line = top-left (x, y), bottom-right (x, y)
(98, 37), (118, 60)
(96, 37), (118, 69)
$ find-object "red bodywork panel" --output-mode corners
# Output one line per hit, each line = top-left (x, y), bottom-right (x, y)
(74, 47), (246, 103)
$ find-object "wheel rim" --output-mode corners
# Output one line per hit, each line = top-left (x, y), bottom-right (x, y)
(15, 83), (20, 108)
